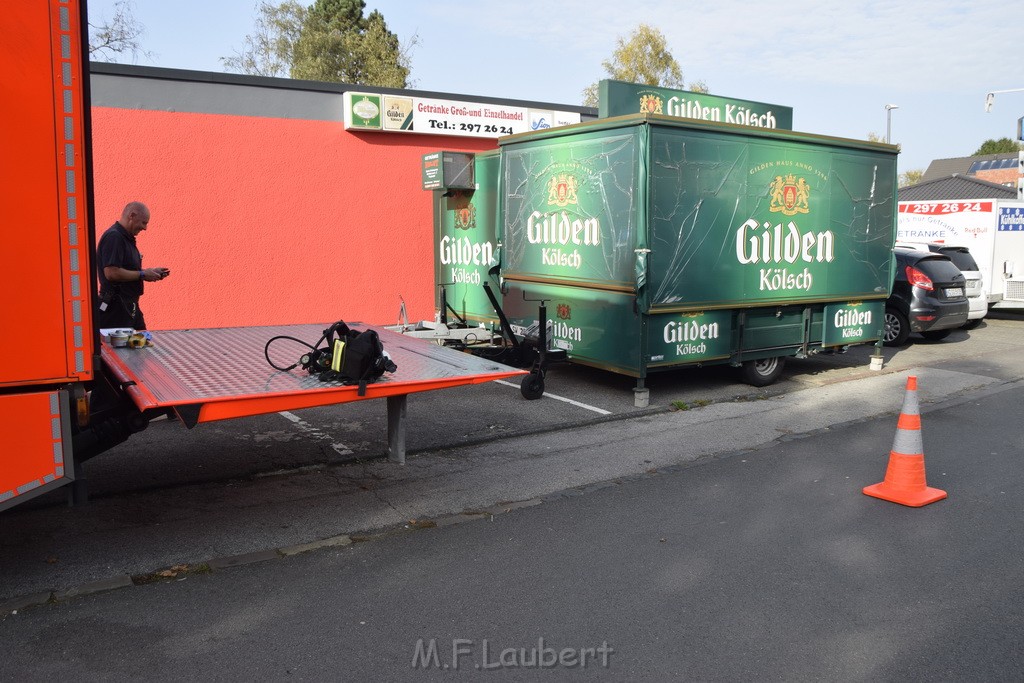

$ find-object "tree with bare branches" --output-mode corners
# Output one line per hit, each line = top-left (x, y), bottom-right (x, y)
(88, 0), (152, 63)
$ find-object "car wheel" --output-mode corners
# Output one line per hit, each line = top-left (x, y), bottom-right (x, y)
(883, 307), (910, 347)
(961, 318), (983, 330)
(920, 329), (952, 341)
(740, 356), (786, 387)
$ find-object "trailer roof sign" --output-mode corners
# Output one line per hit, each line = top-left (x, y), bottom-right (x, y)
(598, 79), (793, 130)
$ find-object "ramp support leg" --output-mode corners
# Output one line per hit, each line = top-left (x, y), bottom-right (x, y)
(387, 394), (408, 464)
(67, 458), (88, 507)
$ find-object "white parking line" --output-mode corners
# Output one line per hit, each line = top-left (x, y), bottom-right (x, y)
(278, 411), (354, 456)
(493, 380), (612, 415)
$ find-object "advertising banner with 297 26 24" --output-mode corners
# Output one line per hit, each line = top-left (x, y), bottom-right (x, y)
(344, 92), (580, 138)
(897, 200), (997, 298)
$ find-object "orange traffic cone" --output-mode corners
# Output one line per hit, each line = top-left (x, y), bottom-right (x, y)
(863, 375), (947, 507)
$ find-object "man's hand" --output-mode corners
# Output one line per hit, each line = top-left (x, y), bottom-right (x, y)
(141, 267), (171, 281)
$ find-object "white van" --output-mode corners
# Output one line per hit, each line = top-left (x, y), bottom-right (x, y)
(896, 242), (987, 328)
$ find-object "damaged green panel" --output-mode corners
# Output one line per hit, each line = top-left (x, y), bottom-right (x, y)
(646, 126), (896, 311)
(485, 114), (897, 380)
(434, 151), (500, 323)
(501, 127), (643, 290)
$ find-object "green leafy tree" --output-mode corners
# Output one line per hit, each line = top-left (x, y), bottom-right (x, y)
(899, 169), (923, 187)
(292, 2), (411, 86)
(582, 24), (707, 107)
(224, 0), (415, 87)
(221, 1), (306, 77)
(973, 138), (1024, 155)
(88, 0), (153, 63)
(866, 131), (905, 156)
(866, 133), (919, 185)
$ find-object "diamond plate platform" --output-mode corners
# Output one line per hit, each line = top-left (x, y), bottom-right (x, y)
(100, 324), (526, 463)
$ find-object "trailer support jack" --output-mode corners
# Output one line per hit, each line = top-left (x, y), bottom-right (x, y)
(633, 378), (649, 408)
(478, 282), (567, 399)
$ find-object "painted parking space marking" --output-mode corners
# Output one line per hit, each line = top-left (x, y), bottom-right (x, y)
(493, 380), (612, 415)
(279, 411), (354, 456)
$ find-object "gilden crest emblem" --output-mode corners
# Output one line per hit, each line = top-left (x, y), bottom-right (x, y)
(453, 196), (476, 230)
(547, 174), (579, 208)
(769, 174), (810, 216)
(556, 304), (571, 320)
(639, 94), (663, 114)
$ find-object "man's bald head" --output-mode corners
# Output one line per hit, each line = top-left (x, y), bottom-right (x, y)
(120, 202), (151, 236)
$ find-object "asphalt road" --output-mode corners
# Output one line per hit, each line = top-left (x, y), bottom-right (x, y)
(2, 372), (1023, 679)
(1, 317), (1023, 679)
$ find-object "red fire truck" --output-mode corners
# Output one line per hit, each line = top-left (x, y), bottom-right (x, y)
(0, 0), (524, 512)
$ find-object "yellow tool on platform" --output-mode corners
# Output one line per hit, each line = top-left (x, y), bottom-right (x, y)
(330, 339), (346, 372)
(128, 333), (153, 349)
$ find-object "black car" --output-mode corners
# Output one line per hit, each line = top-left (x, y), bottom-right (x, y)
(884, 247), (969, 346)
(896, 242), (987, 329)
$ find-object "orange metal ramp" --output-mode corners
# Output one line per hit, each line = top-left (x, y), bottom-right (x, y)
(100, 324), (526, 463)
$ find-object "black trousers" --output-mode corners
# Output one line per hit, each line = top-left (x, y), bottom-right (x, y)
(96, 294), (147, 331)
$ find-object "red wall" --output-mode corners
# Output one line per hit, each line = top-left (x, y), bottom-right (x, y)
(90, 107), (495, 329)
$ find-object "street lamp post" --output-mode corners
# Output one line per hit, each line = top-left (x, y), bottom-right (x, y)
(984, 88), (1024, 112)
(885, 104), (899, 144)
(872, 103), (899, 371)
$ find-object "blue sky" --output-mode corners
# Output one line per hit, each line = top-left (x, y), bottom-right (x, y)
(86, 0), (1023, 174)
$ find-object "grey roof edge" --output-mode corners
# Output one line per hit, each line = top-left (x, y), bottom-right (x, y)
(898, 173), (1017, 201)
(921, 151), (1022, 183)
(929, 152), (1021, 164)
(88, 62), (598, 117)
(903, 173), (1012, 192)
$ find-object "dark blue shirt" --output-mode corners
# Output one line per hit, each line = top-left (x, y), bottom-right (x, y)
(97, 221), (143, 299)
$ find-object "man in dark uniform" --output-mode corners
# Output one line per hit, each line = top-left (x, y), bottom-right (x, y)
(96, 201), (170, 330)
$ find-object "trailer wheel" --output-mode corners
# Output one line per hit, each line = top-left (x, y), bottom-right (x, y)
(520, 372), (545, 400)
(740, 356), (786, 387)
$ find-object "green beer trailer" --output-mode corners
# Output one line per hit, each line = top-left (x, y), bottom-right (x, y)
(491, 113), (898, 394)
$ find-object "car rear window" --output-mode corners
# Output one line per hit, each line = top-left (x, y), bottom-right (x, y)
(937, 247), (979, 271)
(914, 255), (964, 282)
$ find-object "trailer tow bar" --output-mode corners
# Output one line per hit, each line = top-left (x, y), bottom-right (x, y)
(438, 284), (468, 327)
(481, 282), (566, 400)
(482, 281), (522, 353)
